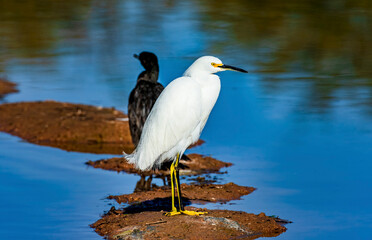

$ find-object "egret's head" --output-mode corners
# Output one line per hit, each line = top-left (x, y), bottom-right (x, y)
(185, 56), (247, 76)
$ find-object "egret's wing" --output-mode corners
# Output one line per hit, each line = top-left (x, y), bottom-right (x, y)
(129, 77), (202, 170)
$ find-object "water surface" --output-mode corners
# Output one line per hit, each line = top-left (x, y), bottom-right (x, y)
(1, 1), (372, 239)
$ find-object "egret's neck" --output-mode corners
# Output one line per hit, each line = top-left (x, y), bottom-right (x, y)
(184, 69), (217, 82)
(185, 70), (221, 128)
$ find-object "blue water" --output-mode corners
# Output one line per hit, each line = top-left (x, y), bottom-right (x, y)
(1, 1), (372, 239)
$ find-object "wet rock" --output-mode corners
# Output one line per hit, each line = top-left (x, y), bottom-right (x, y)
(0, 100), (204, 154)
(0, 101), (132, 153)
(0, 78), (18, 97)
(108, 182), (255, 204)
(86, 153), (232, 176)
(91, 207), (288, 240)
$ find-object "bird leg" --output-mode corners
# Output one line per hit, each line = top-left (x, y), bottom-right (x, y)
(174, 155), (184, 211)
(166, 153), (207, 216)
(165, 158), (181, 216)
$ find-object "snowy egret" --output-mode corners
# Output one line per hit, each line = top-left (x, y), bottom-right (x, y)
(124, 56), (247, 216)
(128, 52), (164, 146)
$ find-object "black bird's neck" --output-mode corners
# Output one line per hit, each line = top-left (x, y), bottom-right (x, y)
(137, 65), (159, 83)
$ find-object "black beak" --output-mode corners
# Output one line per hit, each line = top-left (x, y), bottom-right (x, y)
(219, 64), (248, 73)
(133, 54), (139, 59)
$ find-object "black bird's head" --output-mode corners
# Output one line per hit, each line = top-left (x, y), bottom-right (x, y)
(134, 51), (159, 83)
(133, 51), (159, 72)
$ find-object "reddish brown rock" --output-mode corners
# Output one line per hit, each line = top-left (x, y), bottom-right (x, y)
(0, 78), (18, 97)
(109, 182), (255, 204)
(0, 101), (133, 153)
(0, 100), (204, 154)
(91, 207), (288, 240)
(86, 153), (232, 176)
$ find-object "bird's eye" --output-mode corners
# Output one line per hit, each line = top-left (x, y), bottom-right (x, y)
(211, 62), (223, 68)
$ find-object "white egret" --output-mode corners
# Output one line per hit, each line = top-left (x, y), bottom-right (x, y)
(124, 56), (247, 216)
(128, 52), (164, 146)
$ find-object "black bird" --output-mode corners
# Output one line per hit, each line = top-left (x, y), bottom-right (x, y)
(128, 51), (164, 146)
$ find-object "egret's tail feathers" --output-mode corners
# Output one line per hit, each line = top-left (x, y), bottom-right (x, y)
(123, 150), (154, 171)
(123, 151), (135, 164)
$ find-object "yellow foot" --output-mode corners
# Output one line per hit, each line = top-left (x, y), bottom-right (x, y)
(180, 210), (208, 216)
(165, 210), (208, 216)
(165, 210), (181, 216)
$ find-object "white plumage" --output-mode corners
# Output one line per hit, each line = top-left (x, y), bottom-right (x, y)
(123, 55), (247, 216)
(124, 56), (247, 171)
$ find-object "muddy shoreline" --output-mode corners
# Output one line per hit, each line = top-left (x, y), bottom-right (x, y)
(0, 101), (203, 154)
(0, 78), (18, 97)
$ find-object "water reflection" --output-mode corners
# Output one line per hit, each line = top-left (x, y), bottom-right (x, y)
(2, 0), (372, 116)
(134, 174), (154, 192)
(194, 0), (372, 115)
(1, 1), (372, 239)
(0, 0), (92, 61)
(196, 0), (372, 76)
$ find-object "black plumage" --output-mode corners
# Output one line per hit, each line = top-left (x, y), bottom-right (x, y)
(128, 52), (164, 146)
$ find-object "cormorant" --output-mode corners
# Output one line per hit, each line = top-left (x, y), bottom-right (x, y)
(128, 51), (164, 146)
